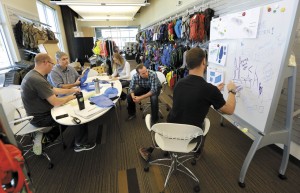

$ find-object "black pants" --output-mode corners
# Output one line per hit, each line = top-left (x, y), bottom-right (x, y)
(120, 80), (130, 99)
(127, 87), (160, 123)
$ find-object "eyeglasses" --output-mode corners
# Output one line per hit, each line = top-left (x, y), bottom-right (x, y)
(46, 61), (55, 65)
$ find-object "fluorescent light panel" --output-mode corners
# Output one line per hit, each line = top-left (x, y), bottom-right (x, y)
(50, 1), (149, 6)
(78, 17), (134, 21)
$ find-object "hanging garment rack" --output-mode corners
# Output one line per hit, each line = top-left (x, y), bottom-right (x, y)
(13, 14), (51, 28)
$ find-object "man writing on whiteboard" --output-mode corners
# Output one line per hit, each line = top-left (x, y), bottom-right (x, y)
(139, 47), (237, 161)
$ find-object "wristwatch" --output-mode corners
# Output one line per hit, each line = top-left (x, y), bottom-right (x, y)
(228, 89), (236, 95)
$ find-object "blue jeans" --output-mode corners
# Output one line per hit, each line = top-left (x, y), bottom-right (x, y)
(127, 87), (160, 123)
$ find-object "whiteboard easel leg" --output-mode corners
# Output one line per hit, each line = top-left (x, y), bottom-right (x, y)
(239, 134), (263, 186)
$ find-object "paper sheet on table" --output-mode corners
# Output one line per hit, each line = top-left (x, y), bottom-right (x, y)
(74, 106), (106, 119)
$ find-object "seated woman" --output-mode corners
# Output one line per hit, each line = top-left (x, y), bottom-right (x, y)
(111, 53), (131, 100)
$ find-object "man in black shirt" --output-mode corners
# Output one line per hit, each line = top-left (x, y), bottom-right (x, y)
(139, 47), (236, 161)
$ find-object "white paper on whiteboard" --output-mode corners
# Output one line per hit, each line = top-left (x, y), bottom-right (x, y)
(207, 66), (224, 86)
(208, 42), (228, 66)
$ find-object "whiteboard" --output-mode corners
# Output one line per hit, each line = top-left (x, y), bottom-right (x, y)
(208, 0), (299, 133)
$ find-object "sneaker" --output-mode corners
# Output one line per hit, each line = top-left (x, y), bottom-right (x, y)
(74, 143), (96, 152)
(33, 132), (43, 155)
(139, 147), (151, 161)
(126, 114), (136, 121)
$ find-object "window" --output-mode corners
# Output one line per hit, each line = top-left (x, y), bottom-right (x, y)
(96, 27), (138, 51)
(36, 1), (63, 50)
(0, 21), (13, 69)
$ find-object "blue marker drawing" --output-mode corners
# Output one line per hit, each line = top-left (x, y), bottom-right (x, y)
(215, 75), (222, 83)
(210, 71), (215, 76)
(218, 46), (224, 63)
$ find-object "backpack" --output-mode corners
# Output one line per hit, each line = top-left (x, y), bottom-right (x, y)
(170, 48), (178, 68)
(204, 8), (215, 40)
(181, 15), (190, 40)
(159, 24), (168, 43)
(189, 13), (206, 42)
(174, 18), (182, 39)
(0, 139), (32, 193)
(168, 21), (176, 41)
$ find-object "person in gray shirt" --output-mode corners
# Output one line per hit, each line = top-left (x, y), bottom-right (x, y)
(21, 53), (96, 155)
(47, 51), (81, 89)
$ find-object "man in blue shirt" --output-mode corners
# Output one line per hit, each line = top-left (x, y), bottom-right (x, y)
(47, 51), (81, 89)
(127, 64), (162, 123)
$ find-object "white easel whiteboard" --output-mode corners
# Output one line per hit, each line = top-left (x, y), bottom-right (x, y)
(208, 0), (298, 133)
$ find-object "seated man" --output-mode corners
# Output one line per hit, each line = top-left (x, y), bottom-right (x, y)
(127, 64), (162, 124)
(47, 51), (81, 89)
(21, 53), (96, 155)
(139, 47), (237, 161)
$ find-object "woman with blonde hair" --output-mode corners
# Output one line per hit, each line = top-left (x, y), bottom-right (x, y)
(111, 52), (131, 100)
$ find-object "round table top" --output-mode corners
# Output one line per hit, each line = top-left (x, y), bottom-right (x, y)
(51, 76), (122, 126)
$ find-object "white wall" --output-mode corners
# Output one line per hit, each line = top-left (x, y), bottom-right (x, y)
(136, 0), (198, 29)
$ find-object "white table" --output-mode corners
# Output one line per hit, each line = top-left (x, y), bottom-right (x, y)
(51, 76), (122, 126)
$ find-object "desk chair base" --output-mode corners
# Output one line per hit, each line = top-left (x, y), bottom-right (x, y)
(140, 102), (169, 119)
(144, 152), (200, 192)
(17, 130), (65, 169)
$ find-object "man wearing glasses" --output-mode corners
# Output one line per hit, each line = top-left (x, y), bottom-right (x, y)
(127, 64), (162, 124)
(21, 53), (95, 155)
(47, 51), (81, 89)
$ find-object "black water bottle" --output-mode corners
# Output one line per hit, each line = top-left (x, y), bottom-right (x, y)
(75, 92), (85, 110)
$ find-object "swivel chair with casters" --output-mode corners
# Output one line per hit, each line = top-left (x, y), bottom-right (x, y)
(139, 71), (169, 119)
(0, 87), (65, 169)
(143, 114), (210, 192)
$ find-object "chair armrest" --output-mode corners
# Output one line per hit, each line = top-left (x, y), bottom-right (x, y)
(10, 116), (33, 125)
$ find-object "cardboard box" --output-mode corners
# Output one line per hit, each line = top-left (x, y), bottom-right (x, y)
(38, 42), (60, 61)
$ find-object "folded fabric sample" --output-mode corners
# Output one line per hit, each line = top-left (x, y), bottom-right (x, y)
(74, 106), (105, 119)
(89, 95), (114, 108)
(80, 68), (90, 86)
(103, 87), (118, 98)
(80, 82), (103, 92)
(99, 80), (110, 84)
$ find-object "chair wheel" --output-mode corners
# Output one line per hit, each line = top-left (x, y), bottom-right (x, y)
(191, 159), (196, 165)
(163, 151), (169, 157)
(194, 185), (200, 192)
(144, 167), (149, 172)
(238, 181), (245, 188)
(48, 163), (54, 169)
(278, 174), (287, 180)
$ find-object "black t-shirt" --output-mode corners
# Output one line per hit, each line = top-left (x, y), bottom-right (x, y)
(167, 75), (226, 128)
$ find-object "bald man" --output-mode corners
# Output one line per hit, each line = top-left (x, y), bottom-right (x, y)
(21, 53), (96, 155)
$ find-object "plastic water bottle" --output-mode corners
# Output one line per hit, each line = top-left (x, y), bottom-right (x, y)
(75, 92), (85, 110)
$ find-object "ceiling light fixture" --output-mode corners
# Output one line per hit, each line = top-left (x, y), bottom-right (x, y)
(78, 17), (134, 21)
(49, 1), (150, 6)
